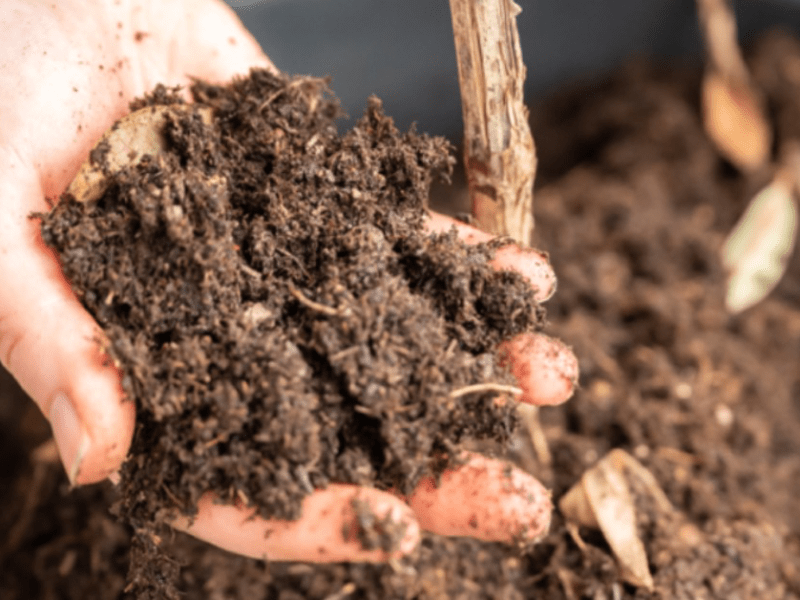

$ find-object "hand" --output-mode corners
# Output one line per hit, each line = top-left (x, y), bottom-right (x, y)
(0, 0), (577, 563)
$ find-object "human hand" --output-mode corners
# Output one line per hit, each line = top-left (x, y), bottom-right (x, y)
(170, 212), (577, 562)
(0, 0), (577, 563)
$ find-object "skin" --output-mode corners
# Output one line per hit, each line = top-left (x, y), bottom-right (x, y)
(0, 0), (578, 563)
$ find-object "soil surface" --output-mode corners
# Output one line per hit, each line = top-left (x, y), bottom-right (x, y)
(3, 29), (800, 600)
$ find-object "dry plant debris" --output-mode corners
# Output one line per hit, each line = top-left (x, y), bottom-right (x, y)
(696, 0), (800, 312)
(722, 149), (799, 312)
(559, 449), (677, 590)
(697, 0), (771, 172)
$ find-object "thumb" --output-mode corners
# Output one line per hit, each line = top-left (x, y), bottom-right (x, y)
(0, 151), (135, 485)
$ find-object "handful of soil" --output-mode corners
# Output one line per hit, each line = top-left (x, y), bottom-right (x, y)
(38, 69), (544, 592)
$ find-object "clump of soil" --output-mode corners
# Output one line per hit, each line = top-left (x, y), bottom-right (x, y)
(5, 28), (800, 600)
(37, 69), (543, 596)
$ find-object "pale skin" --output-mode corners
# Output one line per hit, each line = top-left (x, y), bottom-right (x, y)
(0, 0), (578, 562)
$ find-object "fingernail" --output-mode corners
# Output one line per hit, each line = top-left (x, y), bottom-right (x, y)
(49, 393), (90, 485)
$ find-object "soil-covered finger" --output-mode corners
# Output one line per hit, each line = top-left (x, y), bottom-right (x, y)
(426, 212), (556, 301)
(407, 453), (552, 544)
(169, 485), (420, 563)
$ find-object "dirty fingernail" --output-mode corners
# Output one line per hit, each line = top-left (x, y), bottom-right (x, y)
(347, 494), (421, 559)
(48, 393), (90, 485)
(491, 246), (557, 302)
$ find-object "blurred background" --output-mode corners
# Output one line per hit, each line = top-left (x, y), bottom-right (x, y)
(229, 0), (800, 138)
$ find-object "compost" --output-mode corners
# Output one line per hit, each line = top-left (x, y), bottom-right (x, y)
(2, 30), (800, 600)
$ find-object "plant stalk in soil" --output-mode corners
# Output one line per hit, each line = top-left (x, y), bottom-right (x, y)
(448, 0), (536, 246)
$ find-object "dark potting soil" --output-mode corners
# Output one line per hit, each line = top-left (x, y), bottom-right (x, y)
(3, 28), (800, 600)
(35, 69), (544, 597)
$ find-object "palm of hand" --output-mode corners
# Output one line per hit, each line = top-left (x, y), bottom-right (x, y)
(0, 0), (577, 562)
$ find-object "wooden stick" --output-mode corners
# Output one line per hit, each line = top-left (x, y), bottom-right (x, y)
(448, 0), (537, 246)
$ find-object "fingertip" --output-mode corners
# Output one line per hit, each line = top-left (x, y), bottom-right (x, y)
(425, 212), (557, 302)
(500, 333), (579, 407)
(41, 339), (134, 486)
(490, 245), (556, 302)
(408, 454), (552, 544)
(41, 300), (134, 485)
(66, 371), (136, 485)
(341, 489), (421, 561)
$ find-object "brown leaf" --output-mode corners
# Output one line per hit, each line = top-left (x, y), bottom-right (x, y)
(558, 450), (675, 590)
(66, 104), (213, 204)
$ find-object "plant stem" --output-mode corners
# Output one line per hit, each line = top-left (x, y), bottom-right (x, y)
(448, 0), (536, 246)
(697, 0), (749, 85)
(449, 0), (550, 468)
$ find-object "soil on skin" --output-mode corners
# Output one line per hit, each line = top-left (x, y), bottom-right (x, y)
(2, 29), (800, 600)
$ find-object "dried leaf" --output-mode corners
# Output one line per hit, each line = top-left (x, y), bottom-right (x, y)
(558, 476), (597, 529)
(66, 104), (213, 203)
(702, 72), (771, 171)
(697, 0), (771, 171)
(722, 176), (798, 313)
(558, 450), (672, 590)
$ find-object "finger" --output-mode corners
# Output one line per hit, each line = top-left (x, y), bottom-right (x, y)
(170, 485), (420, 563)
(0, 158), (135, 485)
(176, 0), (279, 84)
(500, 332), (578, 407)
(407, 453), (552, 544)
(426, 214), (578, 404)
(425, 212), (557, 302)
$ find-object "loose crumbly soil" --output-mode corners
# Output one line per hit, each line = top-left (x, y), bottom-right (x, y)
(38, 68), (542, 598)
(3, 29), (800, 600)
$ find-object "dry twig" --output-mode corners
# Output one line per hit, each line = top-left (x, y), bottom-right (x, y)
(448, 0), (536, 246)
(288, 285), (342, 317)
(449, 0), (550, 467)
(448, 382), (523, 399)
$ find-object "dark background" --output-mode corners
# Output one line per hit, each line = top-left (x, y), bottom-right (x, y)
(231, 0), (800, 138)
